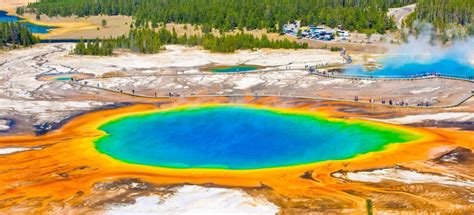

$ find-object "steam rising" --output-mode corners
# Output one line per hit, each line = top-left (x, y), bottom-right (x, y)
(385, 31), (474, 67)
(343, 28), (474, 79)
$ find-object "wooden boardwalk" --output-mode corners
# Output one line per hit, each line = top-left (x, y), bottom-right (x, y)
(71, 81), (473, 109)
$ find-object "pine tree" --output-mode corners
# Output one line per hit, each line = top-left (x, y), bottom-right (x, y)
(0, 22), (39, 49)
(27, 0), (422, 34)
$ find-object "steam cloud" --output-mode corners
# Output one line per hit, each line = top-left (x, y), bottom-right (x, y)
(385, 25), (474, 67)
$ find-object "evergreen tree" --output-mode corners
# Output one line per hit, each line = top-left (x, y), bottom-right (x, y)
(0, 22), (39, 48)
(26, 0), (419, 34)
(415, 0), (474, 28)
(71, 27), (307, 55)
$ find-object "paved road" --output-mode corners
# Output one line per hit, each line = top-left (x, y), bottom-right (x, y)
(388, 4), (417, 29)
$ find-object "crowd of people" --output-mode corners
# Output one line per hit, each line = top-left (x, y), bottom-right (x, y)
(77, 76), (436, 107)
(355, 96), (432, 107)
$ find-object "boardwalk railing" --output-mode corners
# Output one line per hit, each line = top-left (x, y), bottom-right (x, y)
(310, 71), (474, 83)
(70, 81), (474, 109)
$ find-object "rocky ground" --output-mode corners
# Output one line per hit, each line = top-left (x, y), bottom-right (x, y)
(0, 43), (472, 135)
(0, 43), (473, 214)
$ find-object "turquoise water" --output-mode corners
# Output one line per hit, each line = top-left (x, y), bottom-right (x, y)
(0, 10), (54, 34)
(344, 57), (474, 79)
(54, 77), (72, 81)
(95, 106), (418, 170)
(212, 66), (258, 73)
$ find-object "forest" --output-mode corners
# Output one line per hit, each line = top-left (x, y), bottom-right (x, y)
(25, 0), (418, 34)
(0, 23), (39, 48)
(415, 0), (474, 28)
(73, 28), (307, 56)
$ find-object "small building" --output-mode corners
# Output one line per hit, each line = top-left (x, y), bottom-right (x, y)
(337, 30), (349, 37)
(283, 21), (301, 33)
(294, 21), (301, 29)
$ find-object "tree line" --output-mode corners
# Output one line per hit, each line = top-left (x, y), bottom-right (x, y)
(0, 22), (39, 48)
(25, 0), (417, 34)
(73, 38), (114, 55)
(73, 27), (308, 56)
(415, 0), (473, 28)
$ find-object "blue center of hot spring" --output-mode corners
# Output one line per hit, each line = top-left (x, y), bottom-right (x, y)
(95, 106), (417, 169)
(211, 66), (258, 73)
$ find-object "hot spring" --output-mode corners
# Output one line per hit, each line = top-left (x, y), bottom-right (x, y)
(343, 38), (474, 80)
(211, 65), (259, 73)
(344, 57), (474, 79)
(95, 105), (420, 170)
(54, 76), (72, 81)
